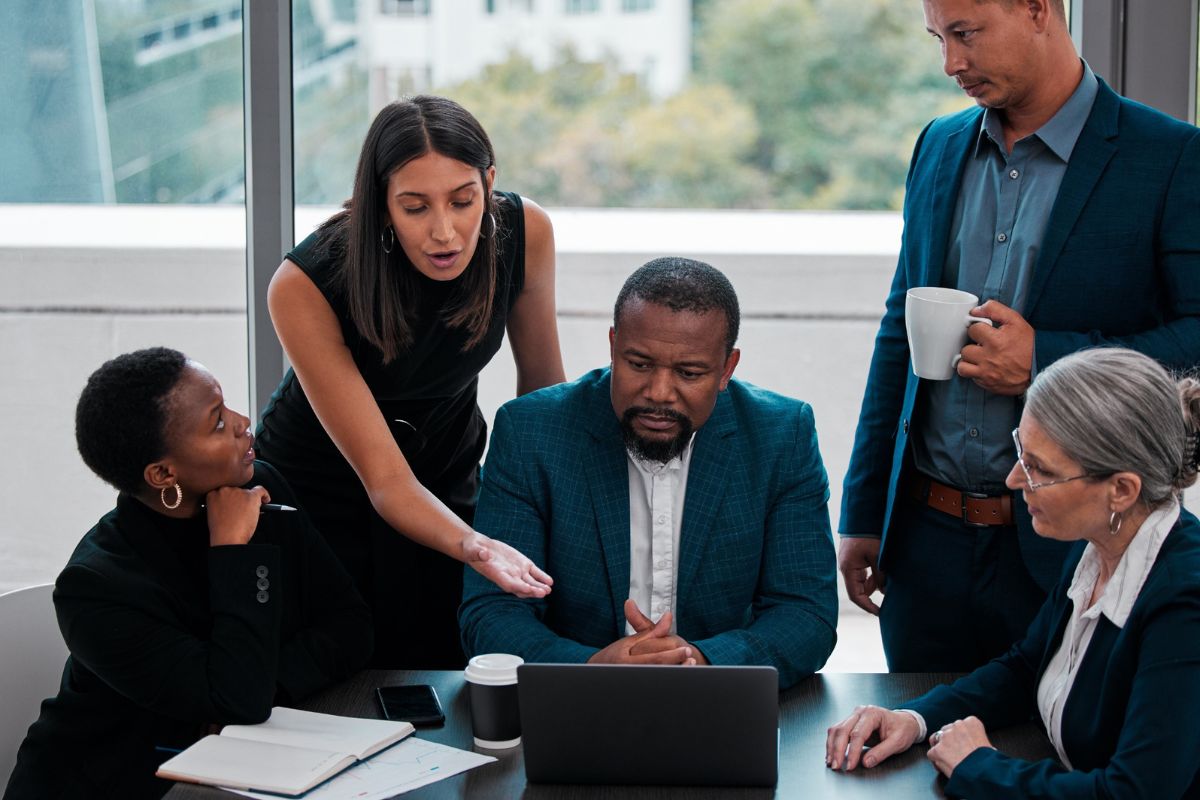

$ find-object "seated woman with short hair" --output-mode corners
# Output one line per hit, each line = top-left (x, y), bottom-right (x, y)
(826, 347), (1200, 799)
(4, 348), (373, 800)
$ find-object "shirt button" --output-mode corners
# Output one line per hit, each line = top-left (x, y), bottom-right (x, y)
(257, 577), (270, 590)
(969, 427), (979, 438)
(656, 515), (666, 525)
(656, 561), (667, 569)
(1009, 168), (1019, 179)
(255, 565), (269, 578)
(997, 232), (1008, 243)
(256, 590), (270, 604)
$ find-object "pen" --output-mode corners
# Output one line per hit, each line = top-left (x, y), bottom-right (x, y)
(260, 503), (298, 513)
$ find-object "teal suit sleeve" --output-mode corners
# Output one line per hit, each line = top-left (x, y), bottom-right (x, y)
(690, 402), (837, 686)
(459, 405), (599, 663)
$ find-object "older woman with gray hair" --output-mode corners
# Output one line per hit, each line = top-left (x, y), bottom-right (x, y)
(826, 347), (1200, 799)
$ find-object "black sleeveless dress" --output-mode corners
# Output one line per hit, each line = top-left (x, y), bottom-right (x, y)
(255, 191), (526, 668)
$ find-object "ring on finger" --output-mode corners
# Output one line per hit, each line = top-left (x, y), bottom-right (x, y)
(930, 730), (942, 745)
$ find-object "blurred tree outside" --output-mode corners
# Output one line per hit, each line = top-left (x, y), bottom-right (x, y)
(696, 0), (968, 209)
(445, 49), (768, 207)
(443, 0), (969, 210)
(14, 0), (972, 209)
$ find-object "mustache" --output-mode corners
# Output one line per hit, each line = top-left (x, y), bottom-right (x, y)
(622, 406), (689, 425)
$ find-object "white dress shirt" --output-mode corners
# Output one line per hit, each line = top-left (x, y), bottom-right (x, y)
(1036, 499), (1179, 767)
(625, 436), (695, 635)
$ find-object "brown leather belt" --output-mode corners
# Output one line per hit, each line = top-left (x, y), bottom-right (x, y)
(907, 472), (1014, 527)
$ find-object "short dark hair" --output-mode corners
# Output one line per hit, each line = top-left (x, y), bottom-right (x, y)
(75, 347), (189, 494)
(613, 257), (740, 354)
(320, 95), (501, 362)
(981, 0), (1067, 19)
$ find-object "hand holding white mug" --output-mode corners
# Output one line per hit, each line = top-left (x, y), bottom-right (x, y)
(954, 300), (1035, 395)
(905, 288), (994, 380)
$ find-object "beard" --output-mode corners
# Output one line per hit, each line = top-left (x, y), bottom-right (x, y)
(620, 406), (694, 464)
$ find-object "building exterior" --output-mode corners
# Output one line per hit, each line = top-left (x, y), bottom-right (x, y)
(363, 0), (690, 105)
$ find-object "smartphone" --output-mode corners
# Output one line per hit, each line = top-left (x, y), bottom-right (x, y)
(375, 684), (446, 727)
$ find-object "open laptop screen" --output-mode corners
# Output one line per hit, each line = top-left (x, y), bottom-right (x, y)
(518, 663), (778, 787)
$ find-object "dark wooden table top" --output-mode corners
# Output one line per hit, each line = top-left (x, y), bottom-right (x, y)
(165, 670), (1056, 799)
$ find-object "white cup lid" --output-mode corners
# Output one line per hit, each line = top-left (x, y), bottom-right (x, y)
(464, 653), (524, 685)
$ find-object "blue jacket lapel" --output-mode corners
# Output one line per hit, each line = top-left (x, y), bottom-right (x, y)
(582, 371), (632, 635)
(676, 390), (738, 604)
(1026, 79), (1120, 318)
(926, 112), (981, 286)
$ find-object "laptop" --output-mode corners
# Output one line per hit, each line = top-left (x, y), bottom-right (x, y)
(517, 663), (778, 787)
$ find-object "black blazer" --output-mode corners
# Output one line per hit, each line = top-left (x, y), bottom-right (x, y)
(3, 461), (373, 800)
(908, 510), (1200, 799)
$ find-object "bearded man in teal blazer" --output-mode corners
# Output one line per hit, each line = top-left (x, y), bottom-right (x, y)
(840, 0), (1200, 672)
(459, 258), (837, 690)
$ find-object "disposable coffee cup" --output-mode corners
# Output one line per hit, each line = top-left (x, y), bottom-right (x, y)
(464, 653), (523, 749)
(905, 287), (995, 380)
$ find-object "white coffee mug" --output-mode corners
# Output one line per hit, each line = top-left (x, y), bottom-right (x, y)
(905, 287), (994, 380)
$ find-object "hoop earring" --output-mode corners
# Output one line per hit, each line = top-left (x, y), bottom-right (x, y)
(480, 212), (496, 240)
(381, 225), (395, 254)
(161, 484), (183, 510)
(1108, 510), (1123, 536)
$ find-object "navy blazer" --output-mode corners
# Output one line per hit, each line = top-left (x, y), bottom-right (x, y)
(840, 79), (1200, 590)
(906, 511), (1200, 799)
(3, 462), (373, 800)
(459, 369), (838, 689)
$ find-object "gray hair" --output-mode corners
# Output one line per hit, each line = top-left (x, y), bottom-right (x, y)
(1024, 348), (1200, 508)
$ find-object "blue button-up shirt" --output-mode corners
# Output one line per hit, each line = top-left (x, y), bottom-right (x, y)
(912, 62), (1099, 493)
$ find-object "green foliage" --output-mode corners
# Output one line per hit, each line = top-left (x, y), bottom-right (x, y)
(695, 0), (969, 209)
(442, 0), (969, 210)
(444, 48), (766, 208)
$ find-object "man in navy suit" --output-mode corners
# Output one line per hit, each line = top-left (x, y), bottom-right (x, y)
(460, 258), (837, 690)
(840, 0), (1200, 670)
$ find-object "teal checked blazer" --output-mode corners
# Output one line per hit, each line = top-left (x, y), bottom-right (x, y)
(459, 369), (838, 690)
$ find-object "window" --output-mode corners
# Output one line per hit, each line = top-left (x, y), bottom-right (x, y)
(564, 0), (600, 14)
(1, 3), (247, 593)
(380, 0), (431, 15)
(487, 0), (535, 13)
(622, 0), (654, 11)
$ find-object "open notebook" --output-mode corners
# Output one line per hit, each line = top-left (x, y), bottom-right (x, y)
(156, 707), (415, 796)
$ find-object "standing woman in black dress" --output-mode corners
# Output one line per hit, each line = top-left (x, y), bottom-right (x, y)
(255, 96), (564, 667)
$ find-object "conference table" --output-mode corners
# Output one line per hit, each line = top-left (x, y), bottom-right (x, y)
(166, 670), (1057, 799)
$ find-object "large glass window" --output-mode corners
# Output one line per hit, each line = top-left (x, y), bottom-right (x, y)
(0, 1), (247, 593)
(564, 0), (601, 14)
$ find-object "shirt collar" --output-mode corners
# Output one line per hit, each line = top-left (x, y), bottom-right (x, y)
(974, 59), (1099, 163)
(1068, 497), (1180, 628)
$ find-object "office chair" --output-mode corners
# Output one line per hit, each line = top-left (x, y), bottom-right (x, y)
(0, 584), (67, 788)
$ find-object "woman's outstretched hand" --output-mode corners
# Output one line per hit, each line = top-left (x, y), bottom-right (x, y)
(464, 531), (553, 598)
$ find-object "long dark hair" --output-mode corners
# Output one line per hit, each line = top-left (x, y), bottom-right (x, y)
(318, 96), (501, 362)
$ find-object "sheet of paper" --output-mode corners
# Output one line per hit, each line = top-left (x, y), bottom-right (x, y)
(230, 738), (496, 800)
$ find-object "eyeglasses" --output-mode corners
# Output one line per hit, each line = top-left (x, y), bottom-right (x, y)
(1011, 428), (1097, 492)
